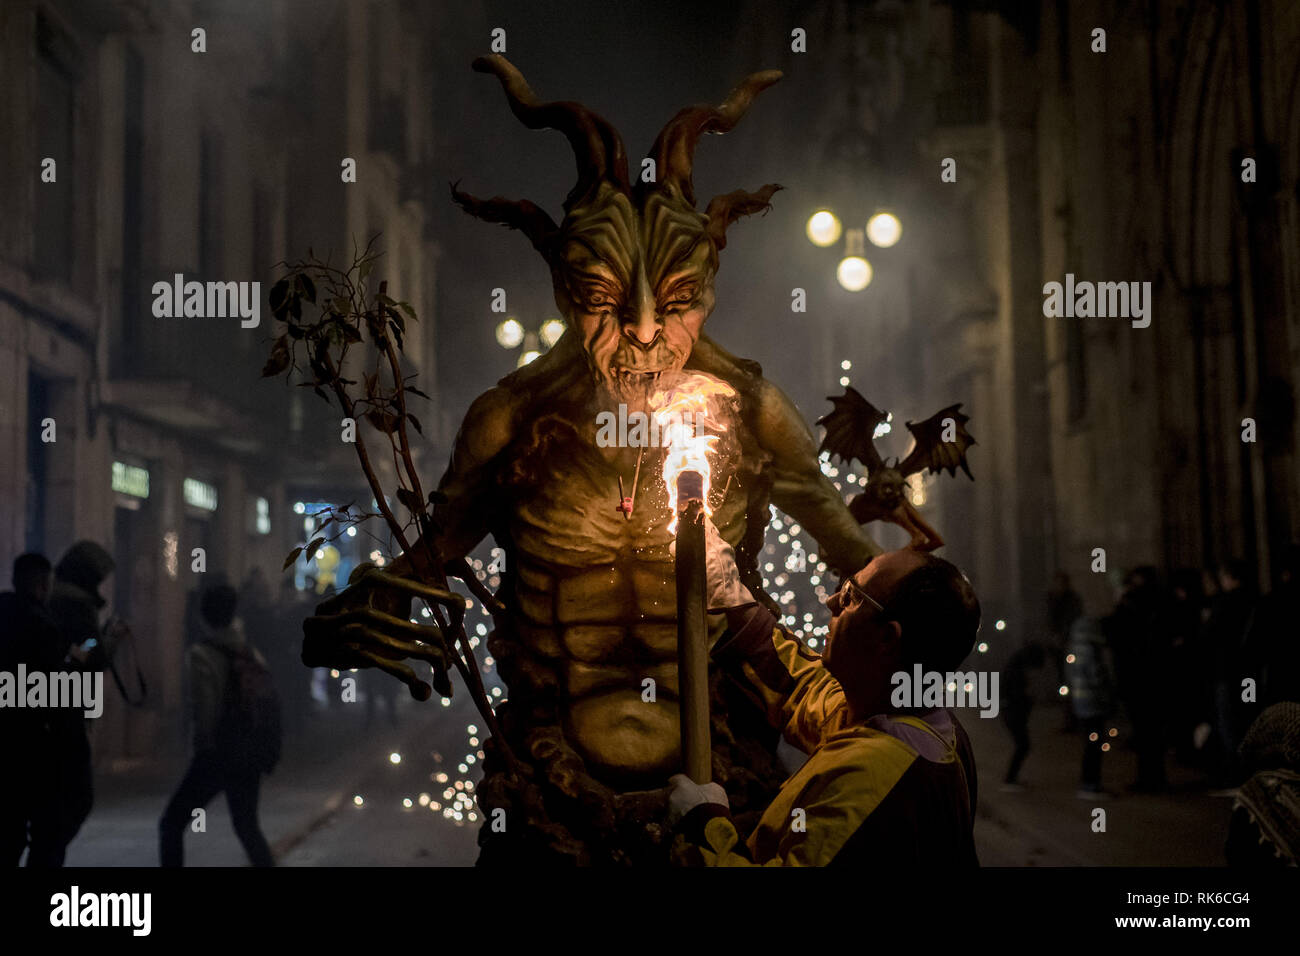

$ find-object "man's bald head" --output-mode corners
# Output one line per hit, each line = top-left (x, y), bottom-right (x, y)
(825, 550), (982, 699)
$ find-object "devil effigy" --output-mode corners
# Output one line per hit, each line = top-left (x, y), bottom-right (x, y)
(302, 55), (888, 865)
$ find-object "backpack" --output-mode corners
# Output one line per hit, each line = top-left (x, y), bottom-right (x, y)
(209, 643), (282, 774)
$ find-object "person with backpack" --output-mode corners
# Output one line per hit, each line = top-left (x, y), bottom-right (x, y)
(158, 584), (279, 866)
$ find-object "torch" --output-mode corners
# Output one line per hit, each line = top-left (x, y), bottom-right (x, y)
(654, 372), (737, 785)
(674, 470), (711, 784)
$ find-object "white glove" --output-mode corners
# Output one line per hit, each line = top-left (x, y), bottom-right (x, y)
(702, 517), (756, 611)
(667, 773), (730, 828)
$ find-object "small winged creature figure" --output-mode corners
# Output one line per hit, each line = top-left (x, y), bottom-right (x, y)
(816, 387), (975, 551)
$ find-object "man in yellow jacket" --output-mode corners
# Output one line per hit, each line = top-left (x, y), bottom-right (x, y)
(668, 521), (981, 866)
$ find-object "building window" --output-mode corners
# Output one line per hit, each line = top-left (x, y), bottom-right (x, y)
(1066, 319), (1087, 424)
(183, 477), (218, 511)
(199, 131), (223, 276)
(122, 45), (144, 352)
(34, 13), (77, 283)
(111, 461), (151, 500)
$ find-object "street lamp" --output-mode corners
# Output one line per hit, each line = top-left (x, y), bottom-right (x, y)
(539, 318), (565, 347)
(496, 315), (564, 366)
(495, 317), (524, 349)
(866, 211), (902, 248)
(806, 209), (842, 247)
(836, 228), (872, 292)
(807, 207), (897, 291)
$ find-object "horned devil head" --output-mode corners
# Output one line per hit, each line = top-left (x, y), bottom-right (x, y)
(452, 55), (783, 404)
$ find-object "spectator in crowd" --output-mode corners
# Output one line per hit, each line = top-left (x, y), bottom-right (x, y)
(1000, 641), (1046, 790)
(1067, 615), (1116, 797)
(1206, 559), (1257, 784)
(1106, 567), (1172, 792)
(159, 584), (278, 867)
(0, 554), (63, 866)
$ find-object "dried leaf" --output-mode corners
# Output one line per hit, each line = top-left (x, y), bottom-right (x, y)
(304, 536), (327, 562)
(365, 409), (398, 434)
(261, 337), (291, 377)
(282, 546), (303, 570)
(396, 487), (422, 515)
(269, 279), (290, 316)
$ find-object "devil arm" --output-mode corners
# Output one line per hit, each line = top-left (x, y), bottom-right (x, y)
(752, 378), (884, 575)
(391, 385), (518, 578)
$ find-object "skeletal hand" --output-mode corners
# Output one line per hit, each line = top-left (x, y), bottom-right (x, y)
(301, 562), (465, 701)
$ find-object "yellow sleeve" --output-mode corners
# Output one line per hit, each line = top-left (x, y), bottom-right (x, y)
(680, 736), (918, 867)
(714, 606), (847, 752)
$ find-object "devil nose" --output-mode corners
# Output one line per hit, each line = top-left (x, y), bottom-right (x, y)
(622, 306), (661, 346)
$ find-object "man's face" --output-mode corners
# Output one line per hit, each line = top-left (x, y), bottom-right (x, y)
(823, 550), (925, 685)
(555, 187), (716, 406)
(20, 571), (52, 605)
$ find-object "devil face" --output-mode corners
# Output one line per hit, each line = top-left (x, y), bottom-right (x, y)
(453, 56), (782, 404)
(555, 187), (717, 405)
(873, 469), (907, 510)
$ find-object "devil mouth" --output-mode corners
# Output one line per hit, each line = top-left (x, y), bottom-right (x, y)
(609, 367), (669, 390)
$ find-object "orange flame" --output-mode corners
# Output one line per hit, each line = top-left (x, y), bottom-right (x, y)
(652, 373), (737, 533)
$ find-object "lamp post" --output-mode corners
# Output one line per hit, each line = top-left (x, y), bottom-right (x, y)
(805, 208), (901, 291)
(495, 316), (566, 366)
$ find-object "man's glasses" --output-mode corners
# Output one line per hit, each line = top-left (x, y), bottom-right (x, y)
(839, 576), (885, 614)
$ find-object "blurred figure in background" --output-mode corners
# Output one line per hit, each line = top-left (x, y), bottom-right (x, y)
(1168, 568), (1212, 768)
(43, 541), (116, 866)
(1206, 559), (1257, 785)
(0, 554), (61, 865)
(1253, 545), (1300, 707)
(1068, 615), (1116, 797)
(159, 584), (278, 867)
(1000, 641), (1046, 789)
(1106, 567), (1172, 793)
(1047, 572), (1083, 732)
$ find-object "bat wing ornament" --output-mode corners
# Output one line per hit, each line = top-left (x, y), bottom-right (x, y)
(816, 387), (888, 476)
(897, 404), (976, 480)
(816, 390), (976, 552)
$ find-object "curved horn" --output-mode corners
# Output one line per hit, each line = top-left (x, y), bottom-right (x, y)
(704, 184), (782, 250)
(472, 55), (630, 208)
(450, 181), (559, 261)
(643, 69), (783, 206)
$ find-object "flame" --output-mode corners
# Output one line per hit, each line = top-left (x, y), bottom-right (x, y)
(652, 373), (736, 533)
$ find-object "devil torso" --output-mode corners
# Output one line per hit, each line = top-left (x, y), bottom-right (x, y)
(489, 368), (758, 787)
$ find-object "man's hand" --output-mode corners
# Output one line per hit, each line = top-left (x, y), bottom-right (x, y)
(701, 517), (756, 612)
(667, 773), (729, 828)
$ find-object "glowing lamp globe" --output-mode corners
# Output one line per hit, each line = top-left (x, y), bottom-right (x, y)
(866, 212), (902, 248)
(495, 317), (525, 349)
(539, 318), (565, 347)
(806, 210), (842, 247)
(836, 256), (873, 292)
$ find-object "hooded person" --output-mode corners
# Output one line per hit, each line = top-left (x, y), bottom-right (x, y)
(48, 540), (115, 666)
(158, 583), (276, 866)
(32, 540), (116, 866)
